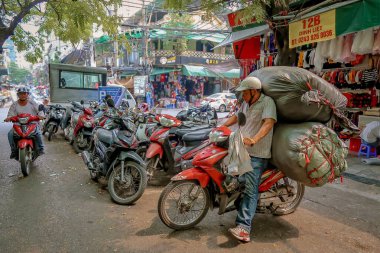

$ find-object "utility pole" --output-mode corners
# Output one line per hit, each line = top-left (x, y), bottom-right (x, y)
(141, 0), (148, 75)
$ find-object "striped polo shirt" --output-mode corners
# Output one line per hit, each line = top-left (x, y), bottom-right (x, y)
(237, 94), (277, 158)
(360, 121), (380, 144)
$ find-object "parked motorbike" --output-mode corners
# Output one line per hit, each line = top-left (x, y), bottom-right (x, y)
(43, 104), (66, 141)
(145, 114), (214, 183)
(72, 106), (95, 153)
(81, 115), (147, 205)
(176, 102), (218, 125)
(158, 113), (305, 230)
(7, 113), (43, 176)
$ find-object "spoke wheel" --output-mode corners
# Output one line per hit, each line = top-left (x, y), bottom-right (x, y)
(20, 147), (32, 177)
(273, 178), (305, 216)
(158, 181), (210, 230)
(108, 161), (147, 205)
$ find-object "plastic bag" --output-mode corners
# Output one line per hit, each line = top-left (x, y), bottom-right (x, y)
(223, 129), (253, 176)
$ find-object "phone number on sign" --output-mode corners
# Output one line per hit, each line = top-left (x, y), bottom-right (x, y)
(291, 30), (333, 46)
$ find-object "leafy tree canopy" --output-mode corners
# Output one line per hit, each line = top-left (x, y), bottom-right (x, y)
(0, 0), (122, 63)
(164, 0), (288, 25)
(8, 62), (32, 84)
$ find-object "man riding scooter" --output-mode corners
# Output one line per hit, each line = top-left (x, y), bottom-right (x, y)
(222, 76), (277, 242)
(5, 87), (45, 159)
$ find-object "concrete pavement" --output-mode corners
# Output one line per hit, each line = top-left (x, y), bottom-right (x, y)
(0, 107), (379, 253)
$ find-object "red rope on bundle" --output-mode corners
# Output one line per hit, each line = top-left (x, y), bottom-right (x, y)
(301, 126), (340, 185)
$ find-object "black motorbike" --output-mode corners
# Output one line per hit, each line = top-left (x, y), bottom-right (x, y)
(176, 102), (218, 125)
(43, 104), (66, 141)
(81, 115), (147, 205)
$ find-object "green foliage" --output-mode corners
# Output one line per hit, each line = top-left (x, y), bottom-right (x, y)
(162, 13), (194, 52)
(8, 62), (32, 84)
(1, 0), (122, 63)
(164, 0), (289, 25)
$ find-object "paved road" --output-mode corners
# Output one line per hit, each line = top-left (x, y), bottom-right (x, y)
(0, 108), (379, 253)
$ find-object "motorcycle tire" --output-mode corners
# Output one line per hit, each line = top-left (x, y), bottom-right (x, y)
(20, 148), (31, 177)
(108, 161), (147, 205)
(48, 125), (55, 141)
(136, 146), (147, 161)
(145, 156), (169, 186)
(73, 134), (91, 154)
(273, 181), (305, 216)
(158, 180), (210, 230)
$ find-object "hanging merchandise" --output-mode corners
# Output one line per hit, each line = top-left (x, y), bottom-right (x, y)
(342, 34), (356, 63)
(314, 42), (325, 72)
(320, 40), (331, 59)
(351, 28), (374, 55)
(330, 36), (344, 62)
(372, 30), (380, 55)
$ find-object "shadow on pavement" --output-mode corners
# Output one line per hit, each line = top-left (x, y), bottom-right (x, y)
(136, 211), (300, 249)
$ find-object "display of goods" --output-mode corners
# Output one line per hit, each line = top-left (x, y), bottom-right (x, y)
(249, 66), (347, 123)
(271, 122), (348, 187)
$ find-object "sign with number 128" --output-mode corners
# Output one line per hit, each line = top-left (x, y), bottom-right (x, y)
(289, 10), (336, 48)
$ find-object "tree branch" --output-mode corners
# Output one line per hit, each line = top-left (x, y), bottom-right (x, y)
(8, 0), (48, 34)
(16, 0), (23, 8)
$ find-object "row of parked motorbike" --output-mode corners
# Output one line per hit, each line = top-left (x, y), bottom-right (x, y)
(39, 100), (305, 231)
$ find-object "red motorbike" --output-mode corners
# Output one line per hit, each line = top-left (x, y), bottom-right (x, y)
(158, 115), (305, 230)
(8, 113), (42, 176)
(145, 114), (212, 182)
(72, 107), (95, 153)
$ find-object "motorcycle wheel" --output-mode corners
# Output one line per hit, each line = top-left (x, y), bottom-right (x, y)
(73, 133), (91, 153)
(158, 180), (210, 230)
(108, 161), (147, 205)
(136, 146), (147, 160)
(20, 147), (31, 177)
(273, 180), (305, 216)
(47, 125), (55, 141)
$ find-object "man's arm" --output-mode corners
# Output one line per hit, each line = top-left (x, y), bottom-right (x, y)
(244, 118), (276, 145)
(6, 103), (16, 118)
(222, 115), (237, 127)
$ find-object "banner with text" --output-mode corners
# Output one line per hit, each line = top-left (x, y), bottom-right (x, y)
(289, 10), (336, 48)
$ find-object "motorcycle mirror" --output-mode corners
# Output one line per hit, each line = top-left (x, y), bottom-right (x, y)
(80, 100), (84, 105)
(237, 112), (246, 126)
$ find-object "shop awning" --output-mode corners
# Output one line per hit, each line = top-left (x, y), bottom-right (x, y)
(213, 24), (269, 49)
(289, 0), (380, 48)
(182, 65), (240, 78)
(150, 68), (181, 76)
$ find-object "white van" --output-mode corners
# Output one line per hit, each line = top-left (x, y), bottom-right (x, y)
(99, 84), (136, 108)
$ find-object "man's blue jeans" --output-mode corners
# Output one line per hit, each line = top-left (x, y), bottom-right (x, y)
(235, 157), (268, 233)
(8, 124), (44, 152)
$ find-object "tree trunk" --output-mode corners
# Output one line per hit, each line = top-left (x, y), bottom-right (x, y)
(0, 31), (11, 54)
(274, 26), (297, 66)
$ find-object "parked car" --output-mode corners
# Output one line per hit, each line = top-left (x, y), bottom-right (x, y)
(201, 92), (236, 112)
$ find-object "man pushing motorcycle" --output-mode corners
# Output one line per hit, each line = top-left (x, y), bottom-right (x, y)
(4, 87), (45, 159)
(222, 76), (277, 242)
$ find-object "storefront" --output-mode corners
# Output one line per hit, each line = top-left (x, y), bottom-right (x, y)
(148, 64), (240, 109)
(287, 0), (380, 153)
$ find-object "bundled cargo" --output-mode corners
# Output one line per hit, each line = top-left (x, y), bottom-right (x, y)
(271, 122), (348, 187)
(249, 67), (358, 131)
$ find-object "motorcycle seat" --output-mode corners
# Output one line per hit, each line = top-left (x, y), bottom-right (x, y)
(182, 128), (212, 142)
(175, 125), (210, 137)
(96, 128), (114, 145)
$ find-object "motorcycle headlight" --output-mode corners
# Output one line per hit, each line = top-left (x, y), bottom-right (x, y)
(209, 130), (228, 143)
(18, 117), (29, 124)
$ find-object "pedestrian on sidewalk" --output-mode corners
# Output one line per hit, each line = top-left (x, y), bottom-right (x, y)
(360, 121), (380, 157)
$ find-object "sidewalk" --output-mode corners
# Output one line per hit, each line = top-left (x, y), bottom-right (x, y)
(344, 153), (380, 187)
